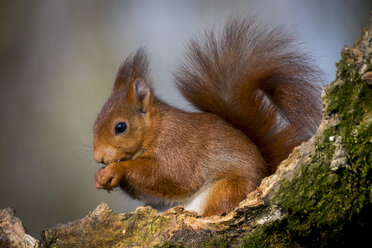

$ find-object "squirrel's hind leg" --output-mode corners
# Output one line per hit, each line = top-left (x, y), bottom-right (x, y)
(202, 177), (253, 217)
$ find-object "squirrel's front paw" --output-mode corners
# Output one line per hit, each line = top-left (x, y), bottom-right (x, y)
(95, 164), (122, 190)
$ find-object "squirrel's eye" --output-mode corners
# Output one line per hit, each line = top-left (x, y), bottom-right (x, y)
(114, 122), (127, 135)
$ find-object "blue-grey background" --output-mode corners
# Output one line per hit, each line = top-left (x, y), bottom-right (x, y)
(0, 0), (371, 237)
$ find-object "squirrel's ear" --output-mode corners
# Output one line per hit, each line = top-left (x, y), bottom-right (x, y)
(113, 48), (150, 93)
(127, 79), (153, 113)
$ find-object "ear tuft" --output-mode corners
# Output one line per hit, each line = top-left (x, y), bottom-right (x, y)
(113, 48), (150, 93)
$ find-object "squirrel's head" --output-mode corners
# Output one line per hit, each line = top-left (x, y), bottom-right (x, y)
(93, 49), (155, 164)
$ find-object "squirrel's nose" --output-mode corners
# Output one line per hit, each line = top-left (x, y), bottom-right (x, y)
(94, 145), (115, 164)
(94, 150), (106, 164)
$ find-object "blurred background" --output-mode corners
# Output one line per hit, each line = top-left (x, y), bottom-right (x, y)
(0, 0), (371, 238)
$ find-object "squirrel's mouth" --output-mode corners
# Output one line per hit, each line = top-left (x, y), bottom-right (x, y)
(102, 149), (145, 165)
(98, 157), (126, 165)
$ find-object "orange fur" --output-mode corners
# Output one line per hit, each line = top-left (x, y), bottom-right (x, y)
(93, 18), (322, 216)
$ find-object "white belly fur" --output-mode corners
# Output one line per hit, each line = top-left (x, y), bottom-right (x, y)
(183, 185), (211, 215)
(134, 184), (212, 215)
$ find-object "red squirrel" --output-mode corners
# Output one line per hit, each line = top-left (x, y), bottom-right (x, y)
(93, 18), (322, 217)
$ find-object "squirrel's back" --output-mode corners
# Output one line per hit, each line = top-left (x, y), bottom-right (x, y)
(175, 18), (322, 172)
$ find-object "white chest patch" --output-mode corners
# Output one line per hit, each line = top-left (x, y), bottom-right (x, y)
(183, 186), (211, 215)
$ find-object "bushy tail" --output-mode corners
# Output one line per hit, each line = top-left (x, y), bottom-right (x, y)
(174, 18), (322, 173)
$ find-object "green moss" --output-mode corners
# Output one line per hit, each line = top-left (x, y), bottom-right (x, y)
(241, 35), (372, 247)
(154, 242), (183, 248)
(200, 238), (229, 248)
(242, 223), (300, 248)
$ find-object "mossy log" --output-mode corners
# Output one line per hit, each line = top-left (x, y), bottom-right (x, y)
(1, 13), (371, 248)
